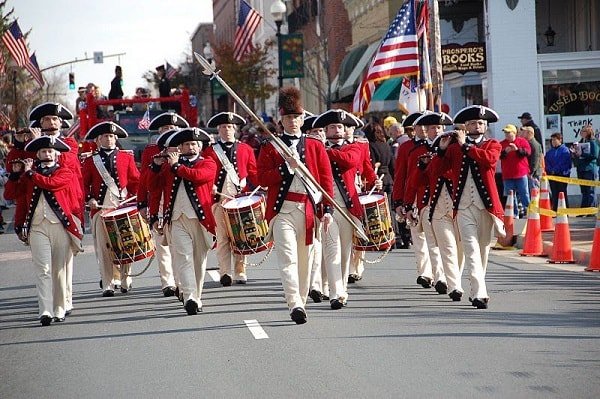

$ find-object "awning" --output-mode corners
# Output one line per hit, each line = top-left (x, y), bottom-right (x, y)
(368, 78), (402, 112)
(330, 44), (368, 102)
(337, 41), (380, 101)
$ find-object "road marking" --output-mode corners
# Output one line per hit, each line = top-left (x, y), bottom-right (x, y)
(244, 319), (269, 340)
(0, 245), (95, 262)
(207, 270), (220, 282)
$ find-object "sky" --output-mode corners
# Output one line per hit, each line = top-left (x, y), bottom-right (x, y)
(5, 0), (213, 106)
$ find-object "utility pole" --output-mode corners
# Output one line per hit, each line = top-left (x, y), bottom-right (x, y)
(40, 52), (126, 72)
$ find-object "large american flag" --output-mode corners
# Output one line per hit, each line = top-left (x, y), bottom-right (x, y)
(2, 21), (30, 67)
(233, 0), (263, 62)
(24, 52), (44, 87)
(352, 0), (419, 114)
(138, 108), (151, 130)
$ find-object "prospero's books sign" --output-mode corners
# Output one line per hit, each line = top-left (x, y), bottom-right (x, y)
(441, 42), (487, 75)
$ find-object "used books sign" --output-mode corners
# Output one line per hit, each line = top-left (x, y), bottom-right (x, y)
(441, 42), (486, 75)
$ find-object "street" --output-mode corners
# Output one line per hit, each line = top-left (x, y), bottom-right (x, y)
(1, 233), (599, 399)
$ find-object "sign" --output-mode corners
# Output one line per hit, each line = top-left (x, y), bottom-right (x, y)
(561, 114), (600, 143)
(441, 42), (486, 75)
(547, 90), (600, 113)
(93, 51), (104, 64)
(212, 79), (227, 96)
(280, 33), (304, 79)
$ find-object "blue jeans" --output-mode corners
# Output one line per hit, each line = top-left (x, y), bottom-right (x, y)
(577, 169), (597, 207)
(503, 176), (530, 217)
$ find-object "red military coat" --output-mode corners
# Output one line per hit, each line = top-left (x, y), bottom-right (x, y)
(82, 149), (140, 217)
(203, 141), (258, 200)
(403, 141), (432, 211)
(392, 138), (420, 206)
(148, 156), (217, 235)
(137, 144), (160, 209)
(4, 147), (29, 201)
(354, 138), (377, 190)
(327, 143), (363, 218)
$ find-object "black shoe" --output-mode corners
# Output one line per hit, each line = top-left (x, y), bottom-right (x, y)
(416, 276), (432, 288)
(471, 298), (489, 309)
(99, 279), (103, 289)
(184, 299), (199, 315)
(309, 289), (322, 303)
(290, 307), (307, 324)
(102, 289), (115, 297)
(220, 274), (232, 287)
(40, 315), (52, 326)
(330, 299), (343, 310)
(235, 279), (247, 285)
(162, 286), (176, 297)
(348, 274), (358, 284)
(53, 317), (65, 323)
(448, 290), (463, 301)
(120, 286), (130, 294)
(65, 309), (72, 316)
(321, 295), (329, 301)
(434, 281), (448, 294)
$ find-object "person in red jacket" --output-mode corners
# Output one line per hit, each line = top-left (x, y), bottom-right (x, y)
(257, 87), (334, 324)
(82, 122), (140, 297)
(203, 112), (257, 286)
(148, 128), (217, 315)
(13, 136), (83, 326)
(499, 124), (531, 218)
(436, 105), (505, 309)
(138, 112), (189, 297)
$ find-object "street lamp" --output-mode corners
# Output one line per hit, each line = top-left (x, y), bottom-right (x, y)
(203, 42), (215, 115)
(270, 0), (286, 88)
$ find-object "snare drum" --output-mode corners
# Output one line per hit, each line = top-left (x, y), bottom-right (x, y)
(353, 193), (395, 251)
(222, 194), (273, 255)
(101, 206), (155, 264)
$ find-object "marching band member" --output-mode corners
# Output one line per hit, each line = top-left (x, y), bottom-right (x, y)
(436, 105), (505, 309)
(82, 122), (140, 297)
(138, 112), (189, 297)
(257, 87), (334, 324)
(13, 136), (83, 326)
(149, 128), (217, 315)
(203, 112), (258, 286)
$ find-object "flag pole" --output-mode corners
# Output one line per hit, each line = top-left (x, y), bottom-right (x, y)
(429, 0), (443, 111)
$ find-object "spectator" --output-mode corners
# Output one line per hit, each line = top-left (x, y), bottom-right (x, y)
(132, 87), (149, 112)
(570, 124), (598, 207)
(544, 133), (572, 211)
(75, 87), (87, 114)
(519, 126), (543, 190)
(366, 123), (394, 195)
(518, 112), (543, 148)
(108, 65), (124, 111)
(156, 64), (171, 110)
(389, 122), (408, 158)
(500, 124), (531, 217)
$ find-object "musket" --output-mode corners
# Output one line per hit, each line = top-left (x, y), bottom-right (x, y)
(193, 51), (368, 241)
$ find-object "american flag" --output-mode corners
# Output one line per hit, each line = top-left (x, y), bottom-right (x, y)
(65, 119), (80, 138)
(138, 108), (151, 130)
(233, 0), (263, 62)
(0, 50), (6, 74)
(416, 0), (431, 90)
(24, 52), (44, 87)
(352, 0), (419, 114)
(1, 21), (30, 67)
(165, 61), (178, 80)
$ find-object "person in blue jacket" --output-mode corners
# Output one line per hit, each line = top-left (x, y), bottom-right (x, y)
(545, 133), (572, 210)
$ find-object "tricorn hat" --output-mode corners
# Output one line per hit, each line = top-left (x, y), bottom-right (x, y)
(301, 112), (317, 133)
(30, 119), (71, 129)
(156, 64), (165, 72)
(207, 112), (245, 128)
(413, 111), (454, 126)
(85, 121), (128, 140)
(278, 86), (304, 116)
(25, 136), (71, 153)
(402, 112), (424, 127)
(312, 109), (357, 129)
(348, 113), (365, 129)
(29, 102), (73, 121)
(166, 128), (211, 147)
(148, 112), (189, 131)
(453, 105), (499, 124)
(156, 128), (179, 149)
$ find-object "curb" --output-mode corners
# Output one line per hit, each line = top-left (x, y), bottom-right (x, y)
(515, 234), (591, 266)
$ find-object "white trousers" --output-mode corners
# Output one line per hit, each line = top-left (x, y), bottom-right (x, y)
(456, 205), (494, 299)
(421, 207), (446, 284)
(349, 250), (365, 278)
(431, 210), (464, 293)
(29, 220), (73, 318)
(211, 203), (246, 279)
(153, 227), (176, 289)
(320, 214), (347, 301)
(410, 217), (432, 279)
(165, 215), (210, 307)
(309, 220), (323, 292)
(91, 212), (131, 291)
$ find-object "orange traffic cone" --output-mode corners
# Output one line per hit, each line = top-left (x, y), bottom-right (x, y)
(585, 207), (600, 272)
(539, 179), (554, 232)
(496, 190), (515, 248)
(548, 192), (574, 264)
(520, 188), (545, 256)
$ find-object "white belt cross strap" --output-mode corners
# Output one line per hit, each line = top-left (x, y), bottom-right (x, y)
(213, 144), (241, 187)
(92, 154), (122, 200)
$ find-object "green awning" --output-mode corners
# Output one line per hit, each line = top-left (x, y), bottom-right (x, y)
(331, 44), (368, 102)
(369, 78), (402, 112)
(337, 41), (380, 101)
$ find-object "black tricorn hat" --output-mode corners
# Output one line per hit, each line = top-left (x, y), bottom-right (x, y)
(278, 86), (304, 115)
(312, 109), (357, 129)
(413, 111), (454, 126)
(207, 112), (245, 128)
(454, 105), (499, 124)
(148, 112), (189, 131)
(349, 113), (365, 129)
(85, 121), (128, 140)
(301, 112), (316, 133)
(29, 102), (73, 121)
(156, 64), (165, 72)
(156, 128), (179, 149)
(166, 128), (211, 147)
(30, 119), (71, 129)
(402, 112), (424, 127)
(24, 136), (71, 153)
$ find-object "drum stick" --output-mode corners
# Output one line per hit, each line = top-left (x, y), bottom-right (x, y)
(216, 191), (236, 200)
(248, 185), (261, 197)
(119, 196), (137, 206)
(367, 174), (385, 196)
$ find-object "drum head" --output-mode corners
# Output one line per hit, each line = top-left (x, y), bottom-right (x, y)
(102, 205), (138, 217)
(359, 193), (384, 205)
(223, 195), (262, 209)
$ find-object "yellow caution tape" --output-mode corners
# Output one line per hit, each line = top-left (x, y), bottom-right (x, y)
(527, 203), (598, 217)
(543, 175), (600, 187)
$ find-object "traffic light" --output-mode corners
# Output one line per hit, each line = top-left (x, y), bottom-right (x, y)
(68, 72), (75, 90)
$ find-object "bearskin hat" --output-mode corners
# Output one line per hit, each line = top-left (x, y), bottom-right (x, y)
(278, 86), (304, 116)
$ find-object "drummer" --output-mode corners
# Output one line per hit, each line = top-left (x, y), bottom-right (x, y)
(203, 112), (257, 286)
(82, 122), (140, 297)
(138, 112), (189, 297)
